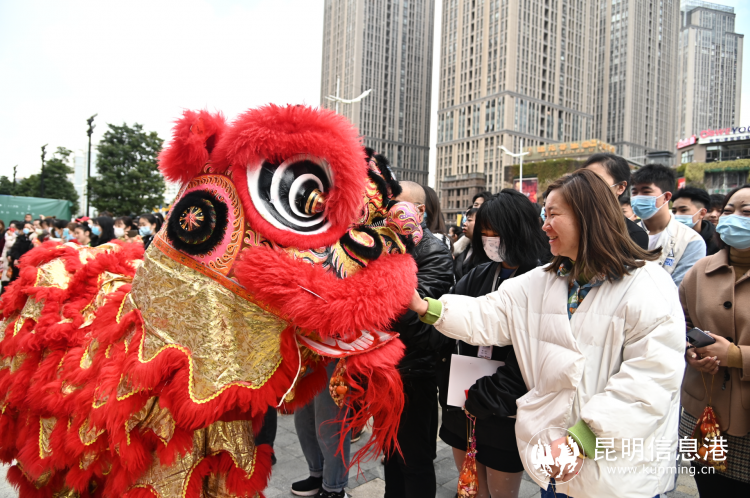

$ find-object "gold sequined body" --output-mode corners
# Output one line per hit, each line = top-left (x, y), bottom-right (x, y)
(0, 240), (273, 498)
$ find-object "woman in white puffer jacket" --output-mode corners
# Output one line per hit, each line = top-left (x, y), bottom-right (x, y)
(411, 169), (686, 498)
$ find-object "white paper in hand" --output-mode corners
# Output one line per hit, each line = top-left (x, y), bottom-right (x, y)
(447, 354), (505, 407)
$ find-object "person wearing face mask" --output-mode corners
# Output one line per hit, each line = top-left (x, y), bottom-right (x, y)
(409, 169), (684, 498)
(47, 219), (67, 242)
(631, 164), (706, 287)
(8, 223), (35, 283)
(382, 181), (454, 498)
(138, 214), (161, 249)
(114, 216), (134, 240)
(65, 222), (78, 243)
(672, 187), (719, 256)
(678, 184), (750, 495)
(436, 190), (550, 498)
(91, 216), (116, 247)
(580, 153), (649, 250)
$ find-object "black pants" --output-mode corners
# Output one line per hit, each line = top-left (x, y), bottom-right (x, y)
(694, 467), (750, 497)
(384, 376), (437, 498)
(255, 407), (277, 448)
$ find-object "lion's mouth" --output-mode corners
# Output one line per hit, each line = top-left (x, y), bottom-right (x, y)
(295, 329), (399, 358)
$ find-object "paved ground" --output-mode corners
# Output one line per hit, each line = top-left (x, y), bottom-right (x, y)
(1, 413), (700, 497)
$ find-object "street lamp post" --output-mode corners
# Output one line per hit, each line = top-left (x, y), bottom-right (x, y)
(12, 165), (17, 193)
(86, 114), (97, 217)
(40, 145), (48, 198)
(499, 138), (530, 194)
(325, 76), (372, 114)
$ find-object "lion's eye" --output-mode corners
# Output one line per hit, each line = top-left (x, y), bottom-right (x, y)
(247, 153), (332, 234)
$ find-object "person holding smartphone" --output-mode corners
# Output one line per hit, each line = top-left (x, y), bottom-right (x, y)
(679, 184), (750, 495)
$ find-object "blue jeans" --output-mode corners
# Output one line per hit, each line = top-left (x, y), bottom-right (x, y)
(539, 482), (661, 498)
(294, 361), (351, 492)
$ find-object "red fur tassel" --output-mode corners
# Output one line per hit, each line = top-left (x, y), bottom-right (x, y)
(234, 245), (417, 341)
(158, 110), (227, 184)
(341, 338), (406, 464)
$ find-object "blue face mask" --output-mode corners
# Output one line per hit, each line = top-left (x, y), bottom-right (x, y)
(91, 226), (102, 236)
(139, 226), (152, 237)
(66, 233), (76, 242)
(675, 212), (700, 229)
(716, 215), (750, 250)
(540, 206), (546, 222)
(23, 228), (30, 235)
(631, 194), (666, 221)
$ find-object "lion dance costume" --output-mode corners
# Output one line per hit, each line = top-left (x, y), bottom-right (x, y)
(0, 105), (421, 497)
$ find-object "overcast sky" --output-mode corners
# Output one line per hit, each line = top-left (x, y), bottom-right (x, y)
(1, 0), (748, 183)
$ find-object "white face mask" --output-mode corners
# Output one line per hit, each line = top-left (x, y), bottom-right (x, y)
(114, 227), (125, 238)
(481, 236), (505, 262)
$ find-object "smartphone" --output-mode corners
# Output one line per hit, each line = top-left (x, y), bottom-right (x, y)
(687, 328), (716, 348)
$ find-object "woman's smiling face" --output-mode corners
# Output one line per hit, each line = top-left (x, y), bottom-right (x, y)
(543, 189), (580, 260)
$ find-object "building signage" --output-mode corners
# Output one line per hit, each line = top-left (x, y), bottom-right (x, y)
(696, 126), (750, 145)
(699, 133), (750, 145)
(676, 135), (696, 149)
(678, 126), (750, 149)
(699, 126), (750, 138)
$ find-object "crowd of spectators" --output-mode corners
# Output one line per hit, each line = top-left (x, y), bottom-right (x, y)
(2, 150), (748, 497)
(0, 211), (164, 294)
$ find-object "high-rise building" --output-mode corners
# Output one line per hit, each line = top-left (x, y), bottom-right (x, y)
(435, 0), (599, 218)
(320, 0), (435, 184)
(676, 0), (743, 141)
(595, 0), (681, 160)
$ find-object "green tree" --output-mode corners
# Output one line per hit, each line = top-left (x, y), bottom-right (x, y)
(0, 176), (14, 195)
(89, 123), (165, 215)
(15, 147), (80, 213)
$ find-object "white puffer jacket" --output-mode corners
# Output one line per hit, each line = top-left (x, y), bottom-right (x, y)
(434, 262), (685, 498)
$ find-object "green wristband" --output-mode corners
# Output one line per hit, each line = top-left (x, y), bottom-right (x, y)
(568, 419), (597, 458)
(419, 297), (443, 325)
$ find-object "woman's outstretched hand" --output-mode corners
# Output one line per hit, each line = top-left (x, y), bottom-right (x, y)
(409, 289), (429, 316)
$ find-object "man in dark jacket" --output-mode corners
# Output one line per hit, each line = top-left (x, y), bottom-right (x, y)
(672, 187), (720, 256)
(8, 223), (34, 283)
(581, 154), (649, 250)
(384, 182), (454, 498)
